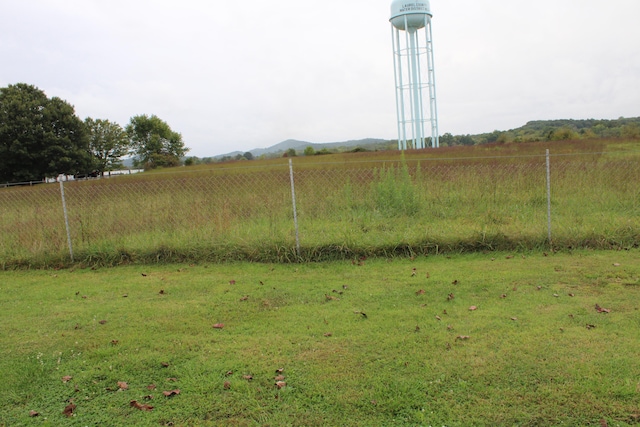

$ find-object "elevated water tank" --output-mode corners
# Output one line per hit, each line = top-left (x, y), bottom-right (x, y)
(390, 0), (432, 31)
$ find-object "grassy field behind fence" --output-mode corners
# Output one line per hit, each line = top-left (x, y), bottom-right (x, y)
(0, 139), (639, 267)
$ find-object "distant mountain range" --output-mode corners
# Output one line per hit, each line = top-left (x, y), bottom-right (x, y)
(214, 138), (389, 159)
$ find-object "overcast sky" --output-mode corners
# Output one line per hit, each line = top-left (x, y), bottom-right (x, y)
(2, 0), (639, 157)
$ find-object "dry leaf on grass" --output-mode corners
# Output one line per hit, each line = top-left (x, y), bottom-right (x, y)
(595, 304), (611, 313)
(456, 335), (471, 341)
(468, 306), (477, 311)
(117, 381), (128, 390)
(162, 389), (180, 397)
(62, 376), (73, 383)
(130, 400), (154, 411)
(62, 403), (76, 417)
(29, 410), (39, 417)
(213, 323), (224, 329)
(275, 381), (287, 389)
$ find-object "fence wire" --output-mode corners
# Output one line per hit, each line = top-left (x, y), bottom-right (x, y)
(1, 150), (638, 265)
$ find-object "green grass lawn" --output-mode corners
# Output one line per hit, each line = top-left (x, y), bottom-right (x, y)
(1, 250), (639, 426)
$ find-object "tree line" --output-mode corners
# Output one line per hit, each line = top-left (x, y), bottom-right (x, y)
(439, 117), (640, 147)
(0, 83), (189, 183)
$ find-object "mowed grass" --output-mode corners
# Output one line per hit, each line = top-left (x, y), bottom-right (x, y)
(1, 250), (639, 426)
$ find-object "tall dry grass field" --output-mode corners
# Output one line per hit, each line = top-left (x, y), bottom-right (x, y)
(0, 139), (638, 267)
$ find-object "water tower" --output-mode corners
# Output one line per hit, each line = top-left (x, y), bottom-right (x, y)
(390, 0), (439, 149)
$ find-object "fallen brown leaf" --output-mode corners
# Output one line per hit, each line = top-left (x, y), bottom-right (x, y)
(98, 320), (107, 325)
(239, 295), (249, 301)
(161, 362), (170, 368)
(147, 384), (156, 390)
(415, 289), (425, 295)
(166, 377), (178, 382)
(130, 400), (154, 411)
(275, 381), (287, 389)
(224, 381), (231, 390)
(275, 375), (286, 381)
(456, 335), (471, 341)
(447, 293), (454, 301)
(29, 410), (39, 417)
(243, 375), (253, 381)
(275, 368), (284, 374)
(595, 304), (611, 313)
(323, 332), (333, 337)
(162, 389), (180, 397)
(468, 306), (477, 311)
(213, 323), (224, 329)
(117, 381), (128, 390)
(62, 403), (76, 417)
(435, 315), (441, 321)
(62, 375), (73, 383)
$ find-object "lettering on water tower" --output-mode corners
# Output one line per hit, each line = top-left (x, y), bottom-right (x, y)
(399, 3), (429, 13)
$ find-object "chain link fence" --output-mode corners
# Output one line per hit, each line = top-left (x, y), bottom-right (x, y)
(1, 150), (638, 267)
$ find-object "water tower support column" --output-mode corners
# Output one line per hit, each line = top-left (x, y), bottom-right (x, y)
(390, 0), (439, 149)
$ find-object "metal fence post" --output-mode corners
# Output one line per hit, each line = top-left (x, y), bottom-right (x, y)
(289, 159), (301, 258)
(546, 149), (552, 246)
(59, 180), (74, 262)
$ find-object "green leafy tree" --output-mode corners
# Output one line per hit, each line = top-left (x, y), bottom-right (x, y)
(303, 146), (315, 156)
(0, 83), (93, 182)
(85, 118), (130, 172)
(125, 114), (188, 169)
